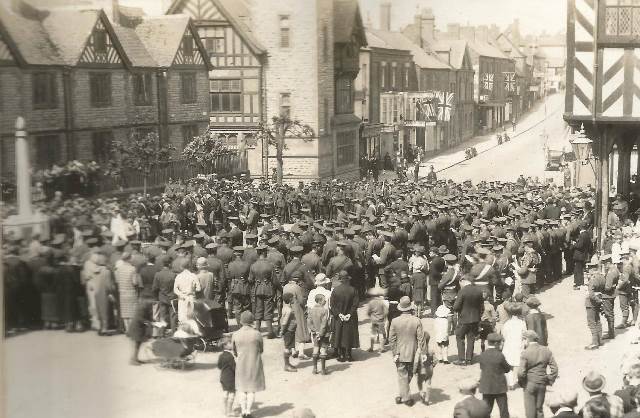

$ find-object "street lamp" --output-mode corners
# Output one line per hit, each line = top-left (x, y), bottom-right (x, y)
(570, 124), (595, 169)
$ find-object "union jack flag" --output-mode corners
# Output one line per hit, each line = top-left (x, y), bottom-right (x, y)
(415, 98), (437, 121)
(437, 91), (455, 122)
(482, 73), (494, 91)
(503, 72), (516, 92)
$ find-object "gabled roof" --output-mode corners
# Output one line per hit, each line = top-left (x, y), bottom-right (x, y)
(112, 24), (157, 68)
(135, 15), (212, 70)
(135, 15), (190, 67)
(430, 39), (469, 70)
(41, 9), (101, 65)
(167, 0), (265, 55)
(334, 0), (367, 47)
(495, 33), (526, 59)
(0, 3), (63, 66)
(367, 28), (449, 70)
(468, 40), (508, 60)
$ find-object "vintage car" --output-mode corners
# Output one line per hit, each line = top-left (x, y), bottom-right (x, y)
(545, 149), (565, 171)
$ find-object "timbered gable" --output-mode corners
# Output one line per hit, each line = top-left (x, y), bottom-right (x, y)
(172, 26), (207, 67)
(0, 32), (16, 64)
(168, 0), (226, 21)
(78, 16), (124, 66)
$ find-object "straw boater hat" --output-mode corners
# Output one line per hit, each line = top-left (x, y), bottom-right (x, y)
(582, 371), (606, 393)
(314, 273), (330, 286)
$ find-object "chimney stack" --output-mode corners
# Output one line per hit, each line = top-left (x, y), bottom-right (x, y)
(380, 1), (391, 31)
(111, 0), (119, 25)
(420, 8), (435, 44)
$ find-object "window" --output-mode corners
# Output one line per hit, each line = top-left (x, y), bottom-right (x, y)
(32, 72), (57, 109)
(210, 79), (241, 112)
(280, 15), (290, 48)
(183, 35), (194, 56)
(392, 96), (398, 122)
(91, 131), (113, 163)
(280, 92), (291, 117)
(380, 63), (387, 89)
(404, 64), (410, 89)
(323, 97), (330, 133)
(336, 77), (353, 114)
(336, 131), (355, 167)
(391, 64), (397, 88)
(35, 135), (61, 169)
(181, 73), (197, 104)
(182, 124), (199, 148)
(94, 29), (107, 54)
(132, 73), (152, 106)
(603, 0), (640, 38)
(89, 73), (111, 107)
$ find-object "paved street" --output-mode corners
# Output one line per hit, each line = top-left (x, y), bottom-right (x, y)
(4, 91), (636, 418)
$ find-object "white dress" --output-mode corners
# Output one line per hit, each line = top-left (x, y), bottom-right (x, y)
(501, 317), (526, 366)
(173, 270), (201, 323)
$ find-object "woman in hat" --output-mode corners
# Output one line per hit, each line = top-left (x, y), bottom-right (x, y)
(115, 252), (141, 332)
(232, 311), (266, 418)
(283, 270), (311, 359)
(330, 271), (360, 362)
(86, 253), (117, 335)
(500, 304), (526, 390)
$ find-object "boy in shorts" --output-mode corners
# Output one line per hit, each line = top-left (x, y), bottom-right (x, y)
(366, 289), (389, 352)
(307, 293), (330, 375)
(280, 293), (297, 372)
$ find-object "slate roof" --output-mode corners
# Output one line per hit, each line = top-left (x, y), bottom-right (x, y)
(135, 15), (190, 67)
(41, 9), (100, 65)
(334, 0), (366, 46)
(112, 24), (156, 67)
(466, 39), (508, 60)
(431, 39), (468, 70)
(367, 28), (449, 70)
(0, 3), (64, 66)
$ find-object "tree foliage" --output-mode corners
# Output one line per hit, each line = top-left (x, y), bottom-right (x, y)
(113, 130), (175, 193)
(255, 115), (315, 183)
(182, 132), (230, 168)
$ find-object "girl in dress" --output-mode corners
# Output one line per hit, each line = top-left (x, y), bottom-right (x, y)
(218, 337), (236, 417)
(500, 304), (526, 389)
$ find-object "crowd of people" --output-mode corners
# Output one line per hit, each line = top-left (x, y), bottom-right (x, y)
(4, 173), (640, 418)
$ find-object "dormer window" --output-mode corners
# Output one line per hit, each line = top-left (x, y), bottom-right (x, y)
(183, 35), (194, 56)
(94, 29), (107, 54)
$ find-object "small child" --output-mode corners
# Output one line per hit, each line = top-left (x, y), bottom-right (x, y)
(366, 289), (389, 353)
(280, 293), (298, 372)
(307, 294), (330, 375)
(479, 290), (497, 352)
(399, 271), (412, 298)
(217, 337), (236, 417)
(433, 304), (451, 364)
(414, 330), (436, 405)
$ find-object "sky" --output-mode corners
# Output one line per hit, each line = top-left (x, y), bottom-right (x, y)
(358, 0), (566, 36)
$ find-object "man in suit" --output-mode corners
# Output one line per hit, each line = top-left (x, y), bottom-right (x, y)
(518, 330), (558, 418)
(389, 296), (426, 407)
(453, 274), (484, 365)
(478, 333), (511, 418)
(573, 221), (592, 289)
(453, 378), (491, 418)
(524, 297), (548, 346)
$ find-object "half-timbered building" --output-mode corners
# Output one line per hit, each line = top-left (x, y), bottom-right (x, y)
(0, 2), (211, 176)
(565, 0), (640, 244)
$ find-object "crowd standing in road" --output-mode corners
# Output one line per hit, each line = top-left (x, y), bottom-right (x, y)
(5, 173), (640, 417)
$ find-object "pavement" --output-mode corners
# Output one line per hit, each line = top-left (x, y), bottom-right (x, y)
(4, 91), (633, 418)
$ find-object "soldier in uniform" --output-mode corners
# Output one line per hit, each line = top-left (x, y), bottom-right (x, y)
(250, 244), (277, 338)
(280, 246), (310, 327)
(439, 253), (461, 334)
(584, 261), (604, 350)
(519, 237), (540, 297)
(227, 246), (251, 326)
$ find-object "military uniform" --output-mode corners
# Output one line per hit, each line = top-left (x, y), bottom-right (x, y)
(227, 256), (251, 319)
(249, 256), (277, 328)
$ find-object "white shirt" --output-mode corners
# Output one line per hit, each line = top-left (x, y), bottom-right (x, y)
(173, 270), (201, 300)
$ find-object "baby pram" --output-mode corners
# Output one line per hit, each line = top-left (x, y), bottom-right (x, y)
(150, 332), (199, 370)
(190, 298), (227, 351)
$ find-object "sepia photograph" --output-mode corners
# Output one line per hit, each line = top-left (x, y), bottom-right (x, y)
(1, 0), (637, 417)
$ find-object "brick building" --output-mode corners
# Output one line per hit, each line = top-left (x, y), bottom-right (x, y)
(168, 0), (365, 181)
(0, 1), (211, 177)
(495, 31), (534, 122)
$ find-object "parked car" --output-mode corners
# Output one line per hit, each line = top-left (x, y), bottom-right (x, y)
(545, 149), (565, 171)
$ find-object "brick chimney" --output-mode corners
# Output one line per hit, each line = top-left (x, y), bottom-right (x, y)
(380, 1), (391, 31)
(420, 8), (435, 43)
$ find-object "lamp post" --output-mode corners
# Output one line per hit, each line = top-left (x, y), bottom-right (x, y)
(569, 124), (604, 250)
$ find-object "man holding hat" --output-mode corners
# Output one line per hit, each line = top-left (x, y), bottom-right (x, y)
(517, 330), (558, 418)
(388, 296), (426, 407)
(478, 333), (511, 418)
(453, 378), (490, 418)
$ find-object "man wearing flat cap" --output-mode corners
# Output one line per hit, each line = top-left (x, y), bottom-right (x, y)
(518, 330), (558, 418)
(478, 333), (511, 418)
(453, 378), (490, 418)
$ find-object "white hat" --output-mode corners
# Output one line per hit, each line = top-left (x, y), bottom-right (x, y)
(435, 305), (451, 318)
(314, 273), (330, 286)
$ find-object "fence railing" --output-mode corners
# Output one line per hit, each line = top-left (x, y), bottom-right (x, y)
(96, 151), (248, 194)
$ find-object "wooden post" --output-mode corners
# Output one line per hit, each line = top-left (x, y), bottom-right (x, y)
(600, 129), (609, 251)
